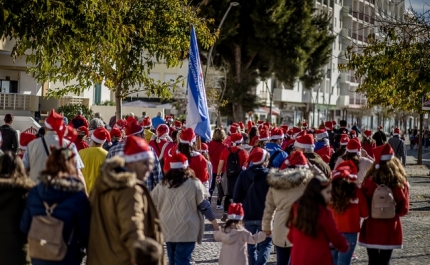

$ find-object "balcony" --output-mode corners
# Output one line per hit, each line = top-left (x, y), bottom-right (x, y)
(341, 28), (352, 38)
(337, 95), (350, 107)
(340, 72), (350, 83)
(273, 88), (303, 103)
(0, 93), (39, 111)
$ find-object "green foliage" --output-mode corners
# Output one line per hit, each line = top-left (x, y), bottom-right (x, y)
(57, 104), (94, 122)
(197, 0), (334, 120)
(99, 100), (116, 106)
(1, 0), (217, 116)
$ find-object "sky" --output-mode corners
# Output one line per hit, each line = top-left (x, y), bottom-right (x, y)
(408, 0), (430, 12)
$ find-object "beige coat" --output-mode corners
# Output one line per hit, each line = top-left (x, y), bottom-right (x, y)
(334, 156), (373, 186)
(87, 156), (165, 265)
(262, 168), (314, 247)
(214, 228), (266, 265)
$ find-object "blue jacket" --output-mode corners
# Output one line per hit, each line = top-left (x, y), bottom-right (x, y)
(314, 141), (326, 152)
(233, 165), (270, 221)
(20, 176), (90, 265)
(152, 116), (165, 129)
(265, 142), (288, 168)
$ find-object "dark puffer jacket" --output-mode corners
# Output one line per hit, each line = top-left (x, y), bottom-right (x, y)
(0, 175), (34, 265)
(20, 175), (90, 265)
(0, 124), (18, 153)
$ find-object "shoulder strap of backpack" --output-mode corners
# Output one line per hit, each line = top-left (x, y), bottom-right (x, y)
(41, 137), (50, 156)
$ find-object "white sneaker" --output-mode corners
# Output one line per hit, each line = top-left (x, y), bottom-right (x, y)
(216, 205), (223, 210)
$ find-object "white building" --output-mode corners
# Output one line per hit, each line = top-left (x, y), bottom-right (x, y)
(254, 0), (405, 129)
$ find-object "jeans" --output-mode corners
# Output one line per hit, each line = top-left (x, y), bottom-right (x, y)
(366, 248), (393, 265)
(275, 246), (291, 265)
(166, 242), (196, 265)
(209, 173), (217, 202)
(331, 233), (357, 265)
(244, 220), (273, 265)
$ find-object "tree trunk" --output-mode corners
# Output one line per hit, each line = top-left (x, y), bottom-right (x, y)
(115, 88), (122, 120)
(232, 103), (245, 122)
(231, 42), (245, 122)
(418, 112), (424, 165)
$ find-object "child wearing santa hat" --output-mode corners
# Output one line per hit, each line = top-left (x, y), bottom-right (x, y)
(361, 130), (376, 159)
(214, 203), (267, 265)
(359, 144), (409, 265)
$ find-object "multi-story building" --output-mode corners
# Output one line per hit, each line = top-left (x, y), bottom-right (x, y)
(254, 0), (405, 129)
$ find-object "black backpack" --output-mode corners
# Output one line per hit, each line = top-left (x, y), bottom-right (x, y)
(226, 148), (242, 177)
(268, 150), (282, 168)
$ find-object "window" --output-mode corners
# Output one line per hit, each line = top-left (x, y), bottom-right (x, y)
(335, 110), (341, 116)
(94, 84), (101, 105)
(334, 18), (337, 27)
(0, 80), (18, 94)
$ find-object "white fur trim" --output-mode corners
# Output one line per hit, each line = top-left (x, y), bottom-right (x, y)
(346, 148), (360, 153)
(258, 136), (270, 141)
(127, 127), (144, 136)
(252, 150), (268, 165)
(170, 160), (189, 169)
(316, 132), (329, 139)
(227, 214), (243, 221)
(179, 136), (196, 144)
(295, 164), (309, 168)
(294, 140), (315, 149)
(44, 120), (53, 129)
(91, 134), (106, 144)
(358, 242), (403, 250)
(380, 154), (394, 161)
(19, 145), (27, 150)
(270, 134), (284, 140)
(123, 151), (154, 163)
(340, 142), (348, 146)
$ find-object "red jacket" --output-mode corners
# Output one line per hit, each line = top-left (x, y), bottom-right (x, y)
(149, 139), (172, 159)
(288, 204), (348, 265)
(361, 142), (376, 159)
(315, 146), (334, 164)
(329, 187), (369, 233)
(219, 146), (249, 172)
(207, 141), (227, 173)
(74, 139), (89, 151)
(359, 177), (409, 249)
(70, 115), (89, 128)
(222, 136), (232, 147)
(164, 151), (209, 183)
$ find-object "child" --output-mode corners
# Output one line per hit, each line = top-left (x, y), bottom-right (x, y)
(287, 175), (349, 265)
(214, 203), (267, 265)
(330, 161), (369, 265)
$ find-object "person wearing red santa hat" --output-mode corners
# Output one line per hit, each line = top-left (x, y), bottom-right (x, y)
(140, 116), (155, 143)
(359, 144), (409, 265)
(223, 124), (239, 146)
(22, 109), (85, 184)
(293, 134), (331, 178)
(106, 120), (163, 191)
(329, 161), (369, 265)
(18, 132), (37, 159)
(217, 132), (249, 221)
(247, 120), (255, 134)
(330, 134), (350, 170)
(314, 129), (334, 164)
(75, 126), (90, 151)
(115, 119), (127, 130)
(265, 127), (288, 169)
(232, 147), (273, 265)
(349, 129), (357, 139)
(372, 125), (387, 147)
(361, 130), (376, 159)
(248, 129), (270, 158)
(164, 128), (209, 189)
(70, 110), (89, 129)
(208, 128), (228, 208)
(387, 128), (406, 167)
(79, 127), (111, 192)
(88, 135), (164, 265)
(149, 124), (175, 174)
(103, 127), (122, 152)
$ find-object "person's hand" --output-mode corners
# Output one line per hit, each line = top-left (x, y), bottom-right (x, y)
(212, 219), (220, 231)
(264, 231), (271, 237)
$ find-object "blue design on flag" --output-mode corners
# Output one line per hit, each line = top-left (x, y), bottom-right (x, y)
(186, 25), (211, 142)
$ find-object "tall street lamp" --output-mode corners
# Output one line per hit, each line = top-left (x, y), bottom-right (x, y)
(204, 2), (239, 83)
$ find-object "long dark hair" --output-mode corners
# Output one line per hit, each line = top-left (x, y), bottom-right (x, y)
(177, 143), (196, 160)
(341, 152), (361, 172)
(40, 147), (77, 177)
(222, 220), (243, 233)
(249, 127), (258, 142)
(162, 167), (197, 188)
(287, 177), (330, 238)
(334, 145), (347, 157)
(0, 151), (27, 179)
(330, 178), (357, 214)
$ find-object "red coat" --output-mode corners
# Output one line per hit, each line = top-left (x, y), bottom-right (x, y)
(207, 141), (227, 173)
(149, 139), (172, 159)
(283, 139), (295, 151)
(223, 136), (232, 146)
(164, 151), (209, 183)
(288, 204), (348, 265)
(359, 177), (409, 249)
(74, 139), (89, 151)
(314, 146), (334, 164)
(362, 142), (376, 159)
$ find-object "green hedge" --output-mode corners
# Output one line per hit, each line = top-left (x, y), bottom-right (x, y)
(57, 104), (94, 122)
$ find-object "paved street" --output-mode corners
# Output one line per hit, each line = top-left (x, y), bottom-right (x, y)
(193, 145), (430, 264)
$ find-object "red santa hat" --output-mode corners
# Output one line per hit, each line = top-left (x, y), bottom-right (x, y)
(257, 120), (264, 125)
(227, 203), (244, 221)
(247, 121), (255, 133)
(63, 125), (78, 146)
(332, 160), (358, 181)
(169, 153), (189, 169)
(174, 120), (182, 130)
(179, 128), (196, 145)
(291, 127), (302, 139)
(250, 136), (259, 146)
(125, 120), (144, 136)
(165, 116), (174, 122)
(350, 130), (357, 137)
(302, 121), (308, 128)
(231, 133), (243, 146)
(346, 138), (361, 154)
(285, 151), (308, 168)
(364, 130), (372, 138)
(19, 132), (36, 150)
(258, 130), (270, 141)
(263, 122), (270, 129)
(296, 130), (307, 139)
(126, 115), (137, 124)
(238, 122), (245, 132)
(199, 143), (209, 153)
(229, 125), (238, 134)
(248, 147), (268, 165)
(270, 127), (284, 140)
(315, 129), (328, 140)
(325, 121), (333, 131)
(91, 127), (112, 145)
(373, 144), (394, 169)
(393, 128), (400, 136)
(122, 135), (154, 163)
(116, 119), (128, 130)
(286, 129), (293, 137)
(378, 125), (383, 130)
(340, 134), (350, 146)
(332, 120), (337, 126)
(156, 124), (170, 143)
(110, 127), (122, 139)
(141, 117), (152, 128)
(44, 109), (64, 130)
(77, 126), (89, 137)
(294, 134), (315, 150)
(280, 125), (289, 134)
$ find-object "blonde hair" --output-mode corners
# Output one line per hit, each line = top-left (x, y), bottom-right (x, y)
(365, 157), (407, 188)
(212, 128), (226, 142)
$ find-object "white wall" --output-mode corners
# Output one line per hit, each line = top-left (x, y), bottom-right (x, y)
(19, 71), (42, 95)
(91, 105), (166, 122)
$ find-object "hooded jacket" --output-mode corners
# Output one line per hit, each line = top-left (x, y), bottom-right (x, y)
(304, 152), (331, 178)
(87, 156), (165, 265)
(0, 174), (34, 265)
(0, 124), (18, 153)
(20, 175), (90, 265)
(262, 168), (314, 247)
(214, 228), (266, 265)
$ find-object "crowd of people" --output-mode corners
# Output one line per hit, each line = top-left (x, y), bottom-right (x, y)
(0, 111), (410, 265)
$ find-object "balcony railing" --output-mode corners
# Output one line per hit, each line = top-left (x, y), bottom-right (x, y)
(0, 93), (38, 111)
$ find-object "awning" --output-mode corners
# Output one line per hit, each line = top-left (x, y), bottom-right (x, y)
(262, 107), (280, 116)
(122, 100), (157, 107)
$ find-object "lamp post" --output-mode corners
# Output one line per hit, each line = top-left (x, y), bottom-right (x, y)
(204, 2), (239, 83)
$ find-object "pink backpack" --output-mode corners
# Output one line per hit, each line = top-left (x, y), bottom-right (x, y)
(371, 184), (396, 219)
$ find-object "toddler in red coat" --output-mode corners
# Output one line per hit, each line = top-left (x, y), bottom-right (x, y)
(287, 175), (349, 265)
